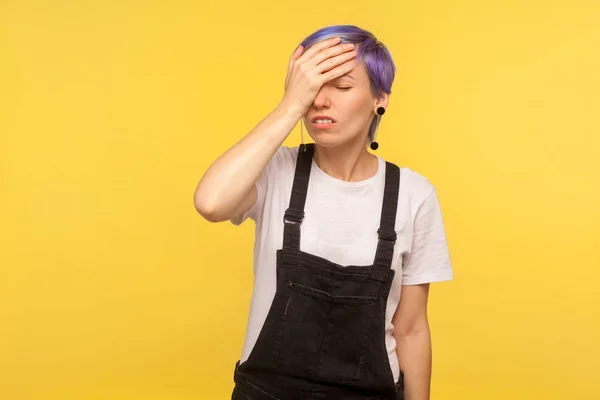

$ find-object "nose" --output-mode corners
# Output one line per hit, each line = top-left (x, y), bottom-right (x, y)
(312, 87), (331, 109)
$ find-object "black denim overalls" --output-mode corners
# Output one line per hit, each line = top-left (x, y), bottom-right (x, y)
(232, 144), (404, 400)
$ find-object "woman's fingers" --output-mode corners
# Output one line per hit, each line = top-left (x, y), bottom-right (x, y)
(288, 45), (303, 70)
(280, 37), (358, 116)
(295, 37), (341, 64)
(285, 45), (304, 89)
(320, 57), (358, 83)
(311, 42), (355, 69)
(315, 49), (357, 75)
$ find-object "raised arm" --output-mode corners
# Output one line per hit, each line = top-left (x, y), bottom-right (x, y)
(194, 37), (358, 222)
(194, 104), (301, 223)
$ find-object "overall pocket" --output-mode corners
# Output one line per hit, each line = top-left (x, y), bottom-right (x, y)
(272, 277), (378, 383)
(232, 376), (281, 400)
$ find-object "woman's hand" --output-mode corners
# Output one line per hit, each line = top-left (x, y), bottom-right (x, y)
(280, 37), (357, 117)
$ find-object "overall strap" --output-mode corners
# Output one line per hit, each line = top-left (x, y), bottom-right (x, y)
(373, 162), (400, 270)
(282, 144), (314, 252)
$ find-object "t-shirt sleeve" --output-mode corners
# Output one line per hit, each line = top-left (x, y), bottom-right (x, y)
(229, 170), (268, 226)
(402, 188), (454, 285)
(229, 146), (291, 226)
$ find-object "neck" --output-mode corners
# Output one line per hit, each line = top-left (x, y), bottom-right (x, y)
(313, 140), (378, 182)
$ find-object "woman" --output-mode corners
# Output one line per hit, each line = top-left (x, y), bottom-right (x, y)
(195, 25), (453, 400)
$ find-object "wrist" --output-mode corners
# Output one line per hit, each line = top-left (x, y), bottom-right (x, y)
(275, 100), (305, 122)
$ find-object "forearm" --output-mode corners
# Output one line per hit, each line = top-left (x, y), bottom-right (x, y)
(394, 326), (432, 400)
(194, 101), (302, 221)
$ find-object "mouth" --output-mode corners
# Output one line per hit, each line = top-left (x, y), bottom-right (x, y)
(310, 115), (337, 130)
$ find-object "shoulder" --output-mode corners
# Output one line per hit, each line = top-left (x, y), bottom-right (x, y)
(390, 163), (436, 206)
(382, 161), (445, 227)
(258, 145), (299, 181)
(376, 159), (440, 225)
(276, 145), (299, 160)
(393, 166), (449, 240)
(256, 145), (300, 191)
(268, 145), (299, 170)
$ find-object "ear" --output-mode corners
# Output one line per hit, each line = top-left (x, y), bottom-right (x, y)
(374, 92), (389, 110)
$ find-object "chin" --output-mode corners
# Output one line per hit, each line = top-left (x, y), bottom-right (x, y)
(308, 131), (356, 149)
(308, 133), (342, 148)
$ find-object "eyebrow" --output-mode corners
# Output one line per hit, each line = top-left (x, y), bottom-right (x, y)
(339, 73), (355, 81)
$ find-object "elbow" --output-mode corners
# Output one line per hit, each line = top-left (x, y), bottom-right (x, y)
(393, 319), (430, 340)
(194, 191), (225, 223)
(194, 202), (220, 223)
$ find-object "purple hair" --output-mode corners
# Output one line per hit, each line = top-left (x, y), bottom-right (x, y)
(299, 25), (396, 141)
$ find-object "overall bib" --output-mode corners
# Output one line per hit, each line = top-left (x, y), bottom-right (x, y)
(232, 144), (404, 400)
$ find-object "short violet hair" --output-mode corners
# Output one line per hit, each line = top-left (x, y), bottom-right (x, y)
(299, 25), (396, 141)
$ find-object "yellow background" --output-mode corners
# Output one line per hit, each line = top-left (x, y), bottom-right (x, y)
(1, 0), (599, 399)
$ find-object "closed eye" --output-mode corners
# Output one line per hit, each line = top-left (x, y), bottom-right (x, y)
(337, 87), (352, 91)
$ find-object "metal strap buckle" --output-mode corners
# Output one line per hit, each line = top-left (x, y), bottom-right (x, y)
(284, 209), (304, 224)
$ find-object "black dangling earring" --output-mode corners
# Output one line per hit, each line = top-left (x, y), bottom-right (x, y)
(370, 107), (385, 150)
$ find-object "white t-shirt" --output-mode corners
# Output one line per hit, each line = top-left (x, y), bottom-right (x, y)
(231, 145), (454, 383)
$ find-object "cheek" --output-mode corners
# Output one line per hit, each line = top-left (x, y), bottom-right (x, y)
(340, 93), (373, 120)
